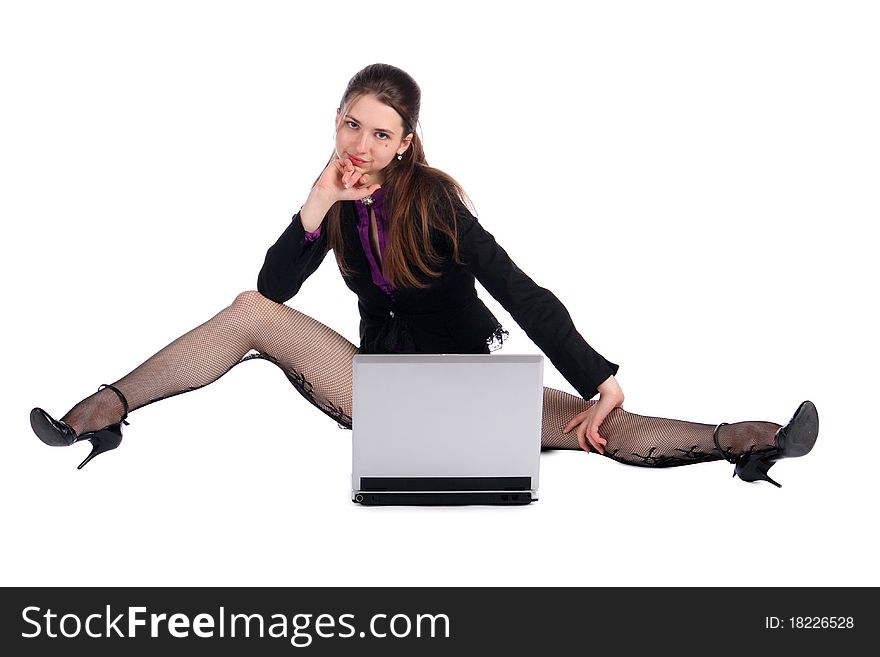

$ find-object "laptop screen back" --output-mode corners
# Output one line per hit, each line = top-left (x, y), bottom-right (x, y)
(351, 354), (543, 490)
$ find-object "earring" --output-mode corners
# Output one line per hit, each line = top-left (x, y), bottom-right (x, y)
(396, 152), (403, 161)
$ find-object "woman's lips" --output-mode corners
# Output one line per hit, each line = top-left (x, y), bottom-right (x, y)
(348, 155), (366, 165)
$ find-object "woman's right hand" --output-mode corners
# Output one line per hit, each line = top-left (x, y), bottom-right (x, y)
(312, 156), (381, 205)
(301, 157), (382, 232)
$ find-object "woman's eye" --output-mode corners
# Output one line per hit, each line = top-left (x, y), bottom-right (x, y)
(345, 121), (387, 140)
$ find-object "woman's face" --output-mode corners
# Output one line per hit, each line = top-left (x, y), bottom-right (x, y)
(335, 94), (413, 186)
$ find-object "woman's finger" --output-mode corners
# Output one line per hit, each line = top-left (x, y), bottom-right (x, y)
(339, 159), (354, 185)
(576, 423), (591, 452)
(564, 409), (591, 433)
(327, 159), (345, 181)
(329, 160), (346, 186)
(342, 165), (364, 189)
(587, 423), (606, 454)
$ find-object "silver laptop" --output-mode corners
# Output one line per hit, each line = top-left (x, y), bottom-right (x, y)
(351, 354), (543, 505)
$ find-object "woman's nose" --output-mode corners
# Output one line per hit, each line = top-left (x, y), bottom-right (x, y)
(355, 134), (370, 153)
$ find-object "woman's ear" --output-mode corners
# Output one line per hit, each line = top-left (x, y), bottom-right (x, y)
(399, 132), (414, 155)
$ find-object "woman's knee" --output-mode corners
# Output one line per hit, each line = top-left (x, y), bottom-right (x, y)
(231, 290), (277, 313)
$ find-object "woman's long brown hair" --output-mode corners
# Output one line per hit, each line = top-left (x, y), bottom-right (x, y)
(319, 64), (475, 289)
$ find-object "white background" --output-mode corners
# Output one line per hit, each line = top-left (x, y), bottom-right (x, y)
(2, 0), (877, 587)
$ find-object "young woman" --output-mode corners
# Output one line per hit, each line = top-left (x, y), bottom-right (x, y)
(30, 63), (819, 485)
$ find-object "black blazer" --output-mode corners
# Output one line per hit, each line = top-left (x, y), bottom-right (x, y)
(257, 200), (618, 400)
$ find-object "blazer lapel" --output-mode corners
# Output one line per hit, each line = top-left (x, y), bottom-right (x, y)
(340, 202), (398, 310)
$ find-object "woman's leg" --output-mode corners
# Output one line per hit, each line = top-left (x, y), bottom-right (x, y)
(56, 296), (775, 467)
(60, 291), (358, 435)
(540, 387), (780, 466)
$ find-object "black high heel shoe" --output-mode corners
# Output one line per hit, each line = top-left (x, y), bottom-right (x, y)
(713, 400), (819, 487)
(30, 384), (130, 470)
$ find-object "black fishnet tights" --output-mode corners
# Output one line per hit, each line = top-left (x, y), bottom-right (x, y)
(540, 389), (780, 466)
(60, 291), (779, 466)
(61, 291), (355, 436)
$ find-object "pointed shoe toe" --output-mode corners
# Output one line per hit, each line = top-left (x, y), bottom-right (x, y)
(30, 408), (78, 447)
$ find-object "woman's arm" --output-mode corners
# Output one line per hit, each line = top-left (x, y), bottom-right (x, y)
(257, 157), (379, 303)
(257, 208), (330, 303)
(455, 206), (619, 401)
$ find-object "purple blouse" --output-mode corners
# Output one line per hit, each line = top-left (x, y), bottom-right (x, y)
(303, 187), (395, 299)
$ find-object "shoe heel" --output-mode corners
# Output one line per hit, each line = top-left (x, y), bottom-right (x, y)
(77, 424), (123, 470)
(735, 453), (782, 488)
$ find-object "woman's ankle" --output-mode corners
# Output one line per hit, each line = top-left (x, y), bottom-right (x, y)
(60, 387), (126, 436)
(716, 420), (782, 456)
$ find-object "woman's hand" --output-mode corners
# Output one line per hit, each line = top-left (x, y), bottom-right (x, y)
(301, 157), (383, 231)
(312, 156), (381, 204)
(562, 375), (625, 454)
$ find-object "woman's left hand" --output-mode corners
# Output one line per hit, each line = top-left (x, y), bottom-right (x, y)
(562, 375), (625, 453)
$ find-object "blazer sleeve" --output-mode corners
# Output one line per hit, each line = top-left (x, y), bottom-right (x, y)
(454, 207), (619, 400)
(257, 210), (329, 303)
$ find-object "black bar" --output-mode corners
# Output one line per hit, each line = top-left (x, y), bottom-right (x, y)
(1, 587), (872, 656)
(354, 492), (534, 505)
(359, 476), (532, 491)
